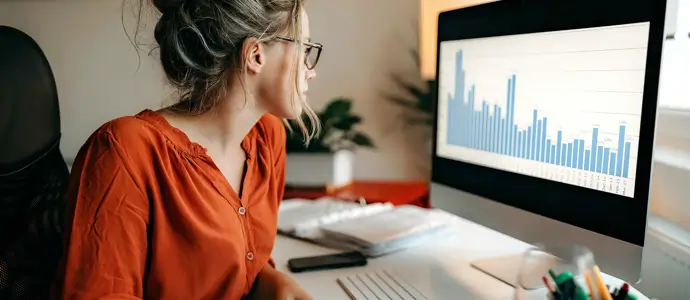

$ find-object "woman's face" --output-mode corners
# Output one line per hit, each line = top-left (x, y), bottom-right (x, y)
(254, 9), (317, 119)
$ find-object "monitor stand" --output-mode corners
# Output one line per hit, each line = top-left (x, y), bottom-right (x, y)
(470, 251), (563, 290)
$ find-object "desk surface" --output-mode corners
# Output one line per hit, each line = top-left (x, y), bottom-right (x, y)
(272, 211), (649, 300)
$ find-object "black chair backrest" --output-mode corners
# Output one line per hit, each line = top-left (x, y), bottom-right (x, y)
(0, 25), (69, 300)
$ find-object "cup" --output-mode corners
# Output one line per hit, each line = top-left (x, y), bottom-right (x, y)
(513, 243), (606, 300)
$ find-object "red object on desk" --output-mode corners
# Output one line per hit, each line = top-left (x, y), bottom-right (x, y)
(283, 180), (430, 208)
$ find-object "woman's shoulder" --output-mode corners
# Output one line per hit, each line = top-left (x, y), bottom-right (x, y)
(88, 114), (161, 148)
(255, 114), (287, 148)
(78, 111), (172, 164)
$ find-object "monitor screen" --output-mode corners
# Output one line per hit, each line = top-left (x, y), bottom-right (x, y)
(436, 23), (650, 199)
(431, 0), (666, 247)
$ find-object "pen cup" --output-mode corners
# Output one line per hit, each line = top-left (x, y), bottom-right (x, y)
(512, 243), (606, 300)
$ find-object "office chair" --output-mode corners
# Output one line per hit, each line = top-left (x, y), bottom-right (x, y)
(0, 26), (70, 300)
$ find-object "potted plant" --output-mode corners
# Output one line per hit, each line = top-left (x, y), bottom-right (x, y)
(285, 97), (375, 187)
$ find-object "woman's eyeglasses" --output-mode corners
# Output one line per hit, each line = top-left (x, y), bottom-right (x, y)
(276, 36), (323, 70)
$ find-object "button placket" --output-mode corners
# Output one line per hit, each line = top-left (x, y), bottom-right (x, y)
(240, 139), (257, 269)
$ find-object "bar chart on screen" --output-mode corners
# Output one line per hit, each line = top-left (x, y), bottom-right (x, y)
(436, 23), (650, 198)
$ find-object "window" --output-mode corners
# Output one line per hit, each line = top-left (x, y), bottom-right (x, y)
(659, 0), (690, 110)
(650, 0), (690, 230)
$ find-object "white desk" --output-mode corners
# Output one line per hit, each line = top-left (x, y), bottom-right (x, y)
(271, 211), (649, 300)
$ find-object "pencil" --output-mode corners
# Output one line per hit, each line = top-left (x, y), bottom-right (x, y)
(584, 269), (596, 297)
(592, 265), (613, 300)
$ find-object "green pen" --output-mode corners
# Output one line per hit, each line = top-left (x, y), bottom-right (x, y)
(548, 269), (559, 281)
(550, 270), (591, 300)
(574, 284), (590, 300)
(554, 272), (575, 298)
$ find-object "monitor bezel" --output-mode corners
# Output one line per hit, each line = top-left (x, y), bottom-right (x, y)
(431, 0), (667, 246)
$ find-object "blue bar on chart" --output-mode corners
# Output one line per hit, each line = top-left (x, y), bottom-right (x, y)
(509, 77), (516, 156)
(623, 142), (631, 178)
(488, 107), (493, 152)
(567, 143), (573, 167)
(596, 146), (604, 173)
(546, 140), (552, 164)
(515, 134), (522, 157)
(495, 105), (501, 153)
(522, 131), (527, 159)
(556, 132), (562, 165)
(616, 126), (625, 177)
(536, 120), (542, 162)
(445, 49), (632, 178)
(590, 128), (598, 171)
(498, 116), (508, 155)
(577, 140), (585, 170)
(603, 148), (610, 174)
(531, 110), (537, 160)
(504, 79), (511, 155)
(573, 140), (579, 168)
(541, 118), (548, 162)
(474, 110), (480, 149)
(513, 125), (518, 156)
(527, 127), (532, 159)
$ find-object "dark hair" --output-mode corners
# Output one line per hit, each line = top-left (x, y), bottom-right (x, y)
(142, 0), (320, 141)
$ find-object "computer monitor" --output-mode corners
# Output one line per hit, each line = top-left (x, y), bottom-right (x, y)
(430, 0), (666, 285)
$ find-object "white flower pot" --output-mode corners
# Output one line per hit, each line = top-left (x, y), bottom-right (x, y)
(285, 150), (354, 188)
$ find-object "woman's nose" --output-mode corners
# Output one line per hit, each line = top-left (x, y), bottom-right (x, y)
(306, 68), (316, 80)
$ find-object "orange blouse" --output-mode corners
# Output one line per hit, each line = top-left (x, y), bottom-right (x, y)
(52, 110), (286, 299)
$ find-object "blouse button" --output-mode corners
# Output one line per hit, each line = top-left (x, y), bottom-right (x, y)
(238, 207), (246, 215)
(247, 252), (254, 261)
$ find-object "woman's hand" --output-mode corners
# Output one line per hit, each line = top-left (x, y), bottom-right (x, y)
(248, 265), (312, 300)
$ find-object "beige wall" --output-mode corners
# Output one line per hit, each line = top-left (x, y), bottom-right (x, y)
(0, 0), (172, 160)
(0, 0), (425, 179)
(419, 0), (495, 79)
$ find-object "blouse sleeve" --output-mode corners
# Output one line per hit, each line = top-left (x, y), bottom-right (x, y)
(53, 131), (149, 300)
(266, 115), (287, 269)
(273, 123), (286, 203)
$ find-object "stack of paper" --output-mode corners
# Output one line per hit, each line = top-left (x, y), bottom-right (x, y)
(278, 198), (450, 256)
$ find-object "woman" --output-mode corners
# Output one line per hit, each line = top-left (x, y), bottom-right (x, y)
(52, 0), (322, 299)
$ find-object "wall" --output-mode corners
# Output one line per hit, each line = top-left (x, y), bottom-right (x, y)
(0, 0), (423, 179)
(419, 0), (495, 79)
(0, 0), (172, 161)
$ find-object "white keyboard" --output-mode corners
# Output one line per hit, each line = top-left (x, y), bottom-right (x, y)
(337, 270), (429, 300)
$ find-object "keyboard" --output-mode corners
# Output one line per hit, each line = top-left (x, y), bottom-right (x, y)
(337, 270), (429, 300)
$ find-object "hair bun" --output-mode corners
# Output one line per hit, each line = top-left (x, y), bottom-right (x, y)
(152, 0), (182, 13)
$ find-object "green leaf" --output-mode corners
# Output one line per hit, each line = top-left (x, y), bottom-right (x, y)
(321, 98), (352, 121)
(384, 95), (419, 111)
(417, 94), (433, 113)
(332, 115), (362, 131)
(285, 97), (375, 153)
(305, 140), (331, 153)
(352, 132), (375, 148)
(391, 74), (424, 100)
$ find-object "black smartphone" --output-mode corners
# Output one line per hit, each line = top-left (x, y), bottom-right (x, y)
(287, 251), (367, 273)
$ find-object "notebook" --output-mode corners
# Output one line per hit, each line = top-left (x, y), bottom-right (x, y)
(278, 198), (449, 257)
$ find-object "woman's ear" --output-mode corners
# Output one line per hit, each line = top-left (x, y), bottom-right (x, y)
(244, 38), (265, 74)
